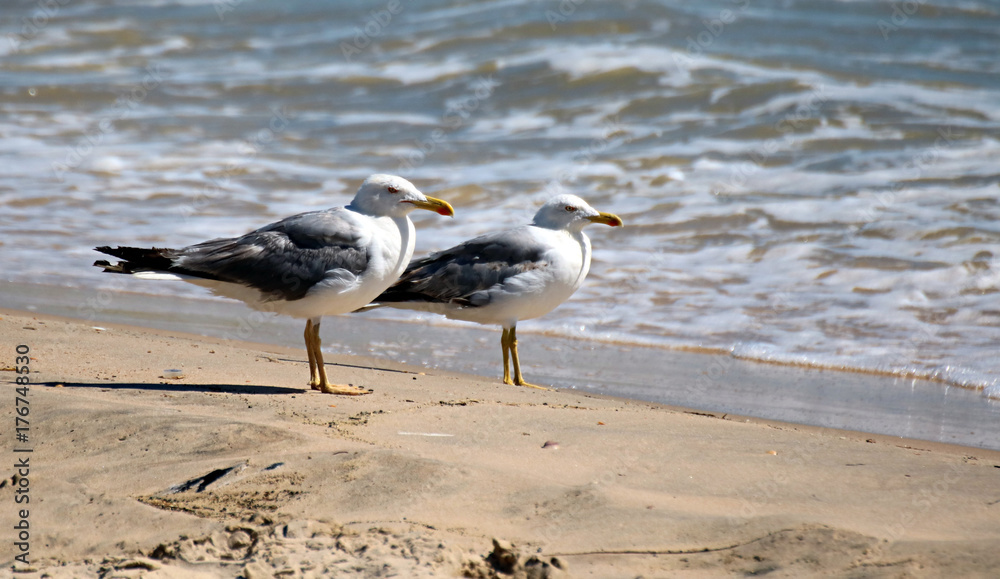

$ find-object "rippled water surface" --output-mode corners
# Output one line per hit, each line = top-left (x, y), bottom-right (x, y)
(2, 0), (1000, 396)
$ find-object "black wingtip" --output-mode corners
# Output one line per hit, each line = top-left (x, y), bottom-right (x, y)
(91, 245), (177, 273)
(94, 245), (131, 259)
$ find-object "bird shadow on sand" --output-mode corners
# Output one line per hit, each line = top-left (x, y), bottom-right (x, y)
(270, 357), (421, 375)
(40, 381), (304, 395)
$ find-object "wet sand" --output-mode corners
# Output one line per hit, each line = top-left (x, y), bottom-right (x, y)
(5, 281), (1000, 452)
(2, 309), (999, 577)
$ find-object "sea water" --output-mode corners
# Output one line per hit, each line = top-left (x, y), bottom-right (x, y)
(2, 1), (1000, 402)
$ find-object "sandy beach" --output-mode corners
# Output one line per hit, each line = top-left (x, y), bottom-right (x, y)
(4, 2), (999, 577)
(3, 308), (999, 578)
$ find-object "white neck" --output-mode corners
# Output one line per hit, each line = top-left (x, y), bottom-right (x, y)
(574, 230), (593, 288)
(391, 215), (416, 278)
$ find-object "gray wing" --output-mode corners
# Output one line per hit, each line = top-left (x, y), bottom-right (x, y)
(172, 208), (370, 301)
(376, 226), (546, 307)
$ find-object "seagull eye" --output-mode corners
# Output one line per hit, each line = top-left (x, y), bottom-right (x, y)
(564, 205), (577, 212)
(387, 186), (400, 194)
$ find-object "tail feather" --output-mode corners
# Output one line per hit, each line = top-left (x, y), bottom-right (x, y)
(93, 245), (176, 274)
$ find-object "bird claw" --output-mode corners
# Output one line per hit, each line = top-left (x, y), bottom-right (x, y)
(516, 380), (551, 391)
(504, 373), (550, 390)
(315, 382), (372, 396)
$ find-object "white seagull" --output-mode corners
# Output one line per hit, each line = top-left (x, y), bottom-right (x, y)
(94, 174), (454, 395)
(362, 194), (623, 389)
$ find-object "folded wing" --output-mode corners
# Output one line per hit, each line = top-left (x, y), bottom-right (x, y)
(95, 208), (370, 302)
(376, 227), (547, 308)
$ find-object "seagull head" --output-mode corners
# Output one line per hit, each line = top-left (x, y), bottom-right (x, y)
(531, 194), (623, 232)
(349, 174), (455, 218)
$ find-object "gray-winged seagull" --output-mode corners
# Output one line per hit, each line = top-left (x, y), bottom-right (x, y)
(360, 194), (622, 389)
(94, 174), (454, 395)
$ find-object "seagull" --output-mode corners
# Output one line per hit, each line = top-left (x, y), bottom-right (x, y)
(361, 194), (623, 389)
(93, 174), (454, 395)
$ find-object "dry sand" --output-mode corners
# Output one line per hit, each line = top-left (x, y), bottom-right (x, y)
(2, 309), (999, 578)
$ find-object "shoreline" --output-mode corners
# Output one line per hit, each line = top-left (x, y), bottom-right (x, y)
(3, 280), (1000, 451)
(8, 278), (997, 393)
(2, 309), (999, 577)
(4, 305), (996, 459)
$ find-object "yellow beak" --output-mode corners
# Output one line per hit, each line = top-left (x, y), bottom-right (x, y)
(404, 196), (455, 217)
(588, 211), (624, 227)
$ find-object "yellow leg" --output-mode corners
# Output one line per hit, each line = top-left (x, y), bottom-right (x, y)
(504, 325), (550, 390)
(305, 319), (320, 388)
(501, 327), (514, 385)
(306, 318), (370, 396)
